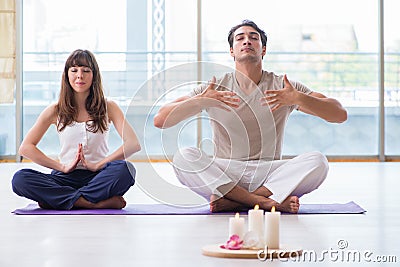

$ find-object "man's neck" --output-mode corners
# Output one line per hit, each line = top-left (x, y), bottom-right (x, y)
(235, 62), (263, 94)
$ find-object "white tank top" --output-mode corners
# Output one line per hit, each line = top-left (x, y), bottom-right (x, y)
(58, 121), (109, 169)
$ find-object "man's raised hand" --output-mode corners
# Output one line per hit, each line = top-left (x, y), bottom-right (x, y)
(198, 76), (240, 111)
(261, 74), (299, 112)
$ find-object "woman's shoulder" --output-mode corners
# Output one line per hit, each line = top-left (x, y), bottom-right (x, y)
(106, 98), (120, 111)
(105, 99), (123, 120)
(37, 103), (58, 124)
(42, 103), (58, 116)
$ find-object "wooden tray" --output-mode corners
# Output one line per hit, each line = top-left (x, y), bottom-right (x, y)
(202, 244), (303, 259)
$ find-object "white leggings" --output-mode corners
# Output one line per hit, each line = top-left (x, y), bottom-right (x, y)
(172, 147), (328, 203)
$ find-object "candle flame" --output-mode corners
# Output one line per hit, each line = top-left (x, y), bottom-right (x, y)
(271, 206), (276, 212)
(254, 204), (259, 210)
(235, 212), (240, 219)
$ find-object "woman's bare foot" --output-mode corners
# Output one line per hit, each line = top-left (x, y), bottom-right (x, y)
(94, 196), (127, 209)
(38, 202), (53, 209)
(209, 194), (244, 213)
(73, 196), (127, 209)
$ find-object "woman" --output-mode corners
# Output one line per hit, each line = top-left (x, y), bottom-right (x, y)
(12, 49), (141, 210)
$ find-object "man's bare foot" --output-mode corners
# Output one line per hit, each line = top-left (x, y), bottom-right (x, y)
(209, 194), (244, 213)
(94, 196), (127, 209)
(276, 196), (300, 213)
(259, 196), (299, 213)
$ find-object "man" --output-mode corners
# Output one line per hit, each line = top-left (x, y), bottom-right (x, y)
(154, 20), (347, 213)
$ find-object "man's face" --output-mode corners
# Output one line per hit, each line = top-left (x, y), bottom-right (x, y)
(230, 26), (266, 62)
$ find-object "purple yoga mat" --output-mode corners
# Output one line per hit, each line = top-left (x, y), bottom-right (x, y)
(12, 201), (365, 215)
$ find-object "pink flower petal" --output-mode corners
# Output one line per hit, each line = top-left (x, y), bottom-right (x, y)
(220, 235), (244, 250)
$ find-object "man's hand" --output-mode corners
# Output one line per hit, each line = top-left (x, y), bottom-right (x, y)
(261, 74), (300, 112)
(198, 76), (240, 111)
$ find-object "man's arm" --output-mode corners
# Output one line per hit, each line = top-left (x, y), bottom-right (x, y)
(295, 91), (347, 123)
(262, 74), (347, 123)
(154, 77), (240, 129)
(154, 95), (203, 129)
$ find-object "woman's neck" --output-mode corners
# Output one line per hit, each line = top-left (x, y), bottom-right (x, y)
(74, 93), (89, 121)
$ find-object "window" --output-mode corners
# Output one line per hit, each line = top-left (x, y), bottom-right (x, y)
(0, 0), (16, 157)
(1, 0), (398, 160)
(385, 0), (400, 156)
(202, 0), (379, 156)
(20, 0), (198, 159)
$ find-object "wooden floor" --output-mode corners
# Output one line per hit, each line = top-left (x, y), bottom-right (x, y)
(0, 162), (399, 267)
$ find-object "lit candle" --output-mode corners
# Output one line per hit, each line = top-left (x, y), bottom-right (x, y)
(265, 206), (280, 249)
(229, 212), (245, 239)
(248, 204), (264, 248)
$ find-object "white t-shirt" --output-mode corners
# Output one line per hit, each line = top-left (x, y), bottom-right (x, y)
(191, 70), (312, 160)
(58, 121), (109, 169)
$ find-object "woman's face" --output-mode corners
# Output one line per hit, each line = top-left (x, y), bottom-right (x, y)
(68, 65), (93, 94)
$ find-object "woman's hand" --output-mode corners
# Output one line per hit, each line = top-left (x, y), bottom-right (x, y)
(79, 144), (105, 172)
(61, 144), (82, 173)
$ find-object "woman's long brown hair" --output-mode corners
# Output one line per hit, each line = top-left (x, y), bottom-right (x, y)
(56, 49), (108, 133)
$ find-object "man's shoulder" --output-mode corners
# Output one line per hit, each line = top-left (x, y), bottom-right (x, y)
(260, 70), (284, 88)
(217, 71), (282, 83)
(262, 70), (283, 80)
(191, 72), (234, 95)
(215, 72), (235, 91)
(218, 72), (234, 81)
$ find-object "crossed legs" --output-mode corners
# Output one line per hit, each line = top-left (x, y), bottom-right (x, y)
(209, 184), (299, 213)
(72, 196), (127, 209)
(13, 160), (136, 210)
(173, 148), (328, 214)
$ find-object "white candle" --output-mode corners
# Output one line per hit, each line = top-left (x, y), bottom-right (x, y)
(229, 212), (245, 239)
(265, 206), (280, 249)
(248, 204), (264, 248)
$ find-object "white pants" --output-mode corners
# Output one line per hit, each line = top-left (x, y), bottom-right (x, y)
(172, 147), (328, 203)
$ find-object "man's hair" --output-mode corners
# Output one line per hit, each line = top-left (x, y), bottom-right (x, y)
(228, 20), (268, 48)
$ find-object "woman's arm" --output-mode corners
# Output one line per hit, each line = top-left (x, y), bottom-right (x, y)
(19, 104), (67, 171)
(91, 100), (141, 169)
